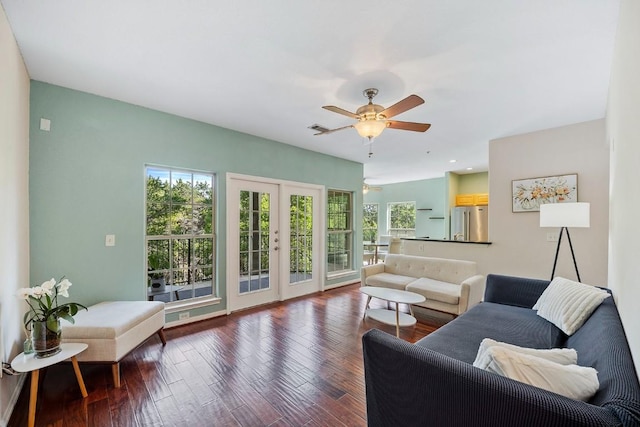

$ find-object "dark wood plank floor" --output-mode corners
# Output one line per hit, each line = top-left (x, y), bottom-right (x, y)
(9, 284), (442, 427)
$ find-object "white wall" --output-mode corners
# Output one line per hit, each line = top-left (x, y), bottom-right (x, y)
(0, 4), (30, 423)
(489, 119), (609, 285)
(607, 0), (640, 376)
(405, 119), (610, 287)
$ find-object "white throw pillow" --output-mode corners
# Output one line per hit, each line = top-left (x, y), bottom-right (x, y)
(483, 346), (599, 401)
(533, 276), (610, 335)
(473, 338), (577, 370)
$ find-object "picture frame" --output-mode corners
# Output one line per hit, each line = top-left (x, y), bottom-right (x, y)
(512, 173), (578, 212)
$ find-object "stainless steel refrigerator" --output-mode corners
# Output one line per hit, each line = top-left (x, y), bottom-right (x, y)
(451, 206), (489, 242)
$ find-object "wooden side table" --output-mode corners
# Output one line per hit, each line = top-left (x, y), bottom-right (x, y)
(11, 343), (89, 427)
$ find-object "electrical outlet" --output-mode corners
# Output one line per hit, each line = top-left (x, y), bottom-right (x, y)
(105, 234), (115, 246)
(179, 312), (190, 321)
(546, 232), (559, 242)
(40, 118), (51, 131)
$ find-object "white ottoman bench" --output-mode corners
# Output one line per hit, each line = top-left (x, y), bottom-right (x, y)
(61, 301), (166, 388)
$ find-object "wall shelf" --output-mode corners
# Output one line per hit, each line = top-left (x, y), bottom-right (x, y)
(417, 208), (433, 211)
(429, 216), (445, 219)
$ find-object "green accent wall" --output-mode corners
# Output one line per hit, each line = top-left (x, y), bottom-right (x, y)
(457, 172), (489, 194)
(29, 82), (363, 317)
(364, 172), (489, 241)
(363, 177), (446, 239)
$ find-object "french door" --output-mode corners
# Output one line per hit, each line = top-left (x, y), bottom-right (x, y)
(281, 185), (322, 300)
(227, 175), (322, 312)
(228, 179), (280, 311)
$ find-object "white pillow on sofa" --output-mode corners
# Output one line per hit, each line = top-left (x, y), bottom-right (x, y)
(473, 338), (577, 370)
(483, 346), (599, 401)
(533, 276), (610, 335)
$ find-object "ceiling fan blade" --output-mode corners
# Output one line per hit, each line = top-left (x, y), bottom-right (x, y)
(314, 124), (354, 135)
(380, 95), (425, 119)
(322, 105), (360, 119)
(387, 120), (431, 132)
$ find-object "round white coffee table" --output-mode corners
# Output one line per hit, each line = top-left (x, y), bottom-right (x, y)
(11, 343), (89, 427)
(360, 286), (426, 337)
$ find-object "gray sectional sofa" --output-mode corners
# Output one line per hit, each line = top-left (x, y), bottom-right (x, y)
(362, 274), (640, 426)
(361, 254), (485, 316)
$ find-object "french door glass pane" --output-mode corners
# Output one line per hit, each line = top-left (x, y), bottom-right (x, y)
(239, 190), (271, 295)
(363, 203), (379, 242)
(290, 195), (313, 285)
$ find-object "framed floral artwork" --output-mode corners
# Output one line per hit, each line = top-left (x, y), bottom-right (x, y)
(512, 174), (578, 212)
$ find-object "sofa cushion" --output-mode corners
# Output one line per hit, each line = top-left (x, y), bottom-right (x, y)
(473, 338), (577, 369)
(482, 346), (599, 401)
(415, 302), (566, 364)
(63, 301), (164, 339)
(406, 277), (460, 305)
(365, 272), (416, 290)
(533, 276), (610, 335)
(383, 254), (477, 284)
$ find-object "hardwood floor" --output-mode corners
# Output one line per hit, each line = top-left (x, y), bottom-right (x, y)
(9, 284), (441, 426)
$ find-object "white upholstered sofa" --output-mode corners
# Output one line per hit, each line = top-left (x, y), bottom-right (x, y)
(361, 254), (486, 316)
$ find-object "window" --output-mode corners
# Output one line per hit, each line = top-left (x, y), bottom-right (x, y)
(388, 201), (416, 237)
(146, 167), (215, 303)
(327, 190), (353, 274)
(363, 203), (379, 242)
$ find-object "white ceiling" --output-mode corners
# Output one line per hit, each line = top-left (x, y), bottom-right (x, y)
(2, 0), (619, 185)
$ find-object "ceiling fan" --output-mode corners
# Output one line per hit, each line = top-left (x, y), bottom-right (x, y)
(363, 182), (382, 194)
(315, 88), (431, 142)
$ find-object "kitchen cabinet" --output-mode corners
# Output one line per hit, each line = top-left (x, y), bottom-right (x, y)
(455, 194), (475, 206)
(474, 193), (489, 205)
(455, 193), (489, 206)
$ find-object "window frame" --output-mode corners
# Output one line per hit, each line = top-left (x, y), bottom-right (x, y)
(387, 201), (416, 237)
(145, 165), (217, 308)
(326, 189), (354, 276)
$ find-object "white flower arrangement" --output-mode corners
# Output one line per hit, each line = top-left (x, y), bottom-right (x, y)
(18, 277), (87, 330)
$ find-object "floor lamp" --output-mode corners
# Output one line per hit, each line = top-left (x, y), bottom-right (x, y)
(539, 202), (590, 282)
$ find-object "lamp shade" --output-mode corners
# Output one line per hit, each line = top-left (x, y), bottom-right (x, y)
(540, 202), (590, 228)
(354, 119), (387, 139)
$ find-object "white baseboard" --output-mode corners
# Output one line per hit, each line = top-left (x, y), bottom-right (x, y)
(324, 279), (360, 291)
(1, 373), (26, 427)
(164, 309), (226, 329)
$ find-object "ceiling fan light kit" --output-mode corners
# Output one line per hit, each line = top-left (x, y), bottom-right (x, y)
(354, 119), (387, 141)
(363, 183), (382, 194)
(316, 88), (431, 150)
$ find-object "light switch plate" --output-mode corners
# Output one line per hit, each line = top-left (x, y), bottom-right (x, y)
(105, 234), (115, 246)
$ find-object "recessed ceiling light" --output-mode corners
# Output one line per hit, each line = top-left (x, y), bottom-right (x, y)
(466, 167), (473, 170)
(449, 159), (457, 163)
